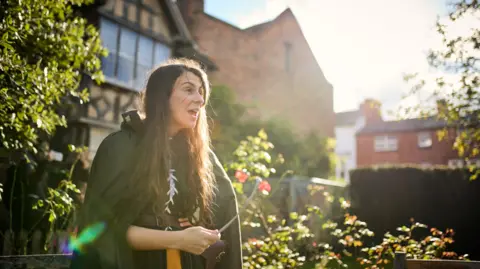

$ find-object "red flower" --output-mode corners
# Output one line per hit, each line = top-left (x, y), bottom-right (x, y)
(235, 170), (249, 183)
(258, 180), (271, 193)
(312, 241), (317, 247)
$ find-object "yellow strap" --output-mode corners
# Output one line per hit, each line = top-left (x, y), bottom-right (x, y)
(166, 248), (182, 269)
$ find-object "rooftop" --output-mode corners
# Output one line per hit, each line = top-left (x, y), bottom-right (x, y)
(357, 116), (448, 134)
(335, 110), (362, 126)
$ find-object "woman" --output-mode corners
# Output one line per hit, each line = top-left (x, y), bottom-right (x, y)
(70, 58), (242, 269)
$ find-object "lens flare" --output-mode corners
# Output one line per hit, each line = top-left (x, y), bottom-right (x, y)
(65, 222), (106, 254)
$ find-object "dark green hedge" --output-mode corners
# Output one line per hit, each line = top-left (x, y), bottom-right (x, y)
(349, 165), (480, 259)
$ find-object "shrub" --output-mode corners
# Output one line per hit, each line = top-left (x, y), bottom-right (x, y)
(349, 165), (480, 260)
(227, 132), (470, 269)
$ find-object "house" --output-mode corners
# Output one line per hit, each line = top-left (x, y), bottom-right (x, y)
(355, 99), (467, 168)
(53, 0), (334, 162)
(334, 106), (366, 183)
(176, 0), (334, 136)
(51, 0), (217, 160)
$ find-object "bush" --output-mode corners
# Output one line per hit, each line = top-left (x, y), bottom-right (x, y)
(209, 85), (334, 179)
(0, 0), (105, 155)
(349, 165), (480, 260)
(226, 132), (470, 269)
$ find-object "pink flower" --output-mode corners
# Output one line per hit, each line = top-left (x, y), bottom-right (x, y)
(258, 180), (271, 193)
(235, 170), (249, 183)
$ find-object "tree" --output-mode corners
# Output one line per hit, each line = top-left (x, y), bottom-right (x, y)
(207, 85), (248, 162)
(0, 0), (105, 156)
(399, 0), (479, 179)
(208, 85), (334, 179)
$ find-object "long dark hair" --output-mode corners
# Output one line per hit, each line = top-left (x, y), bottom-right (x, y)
(128, 58), (215, 226)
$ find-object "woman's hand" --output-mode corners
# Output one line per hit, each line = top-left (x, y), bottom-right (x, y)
(176, 226), (220, 255)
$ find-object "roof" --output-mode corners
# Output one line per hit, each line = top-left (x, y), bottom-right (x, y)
(163, 0), (217, 70)
(336, 110), (362, 126)
(244, 21), (273, 32)
(357, 116), (448, 135)
(204, 7), (292, 33)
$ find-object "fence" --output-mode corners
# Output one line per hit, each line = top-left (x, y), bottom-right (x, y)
(0, 229), (71, 269)
(1, 229), (71, 256)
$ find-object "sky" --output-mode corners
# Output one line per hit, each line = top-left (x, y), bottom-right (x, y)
(204, 0), (453, 115)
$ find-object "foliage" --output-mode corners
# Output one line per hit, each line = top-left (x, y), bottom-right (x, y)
(242, 215), (311, 269)
(398, 0), (479, 180)
(209, 85), (334, 179)
(357, 220), (468, 268)
(2, 144), (84, 254)
(223, 129), (286, 195)
(244, 120), (335, 179)
(224, 130), (307, 268)
(0, 0), (105, 155)
(285, 132), (335, 179)
(207, 85), (248, 160)
(32, 145), (85, 250)
(349, 164), (477, 259)
(319, 203), (467, 269)
(226, 131), (468, 269)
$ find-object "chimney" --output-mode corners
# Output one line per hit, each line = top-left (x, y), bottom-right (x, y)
(360, 98), (382, 124)
(436, 99), (448, 117)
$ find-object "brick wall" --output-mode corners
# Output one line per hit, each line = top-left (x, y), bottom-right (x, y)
(356, 129), (458, 167)
(178, 1), (334, 136)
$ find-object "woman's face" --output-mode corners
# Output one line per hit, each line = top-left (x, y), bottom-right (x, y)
(168, 71), (205, 135)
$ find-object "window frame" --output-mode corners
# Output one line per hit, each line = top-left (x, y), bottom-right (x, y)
(99, 16), (171, 92)
(448, 159), (464, 168)
(374, 135), (398, 152)
(417, 131), (433, 148)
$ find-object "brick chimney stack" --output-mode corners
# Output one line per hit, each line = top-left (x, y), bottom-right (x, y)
(360, 98), (382, 124)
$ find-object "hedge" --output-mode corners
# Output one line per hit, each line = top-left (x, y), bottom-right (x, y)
(349, 165), (480, 260)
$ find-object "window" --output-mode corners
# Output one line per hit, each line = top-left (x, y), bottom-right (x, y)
(136, 36), (154, 87)
(117, 27), (136, 85)
(374, 135), (398, 152)
(100, 18), (171, 91)
(466, 159), (480, 167)
(420, 162), (432, 168)
(284, 42), (292, 72)
(448, 159), (464, 168)
(100, 19), (118, 78)
(417, 132), (432, 148)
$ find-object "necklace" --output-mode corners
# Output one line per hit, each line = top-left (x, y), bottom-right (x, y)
(164, 139), (176, 214)
(164, 167), (177, 214)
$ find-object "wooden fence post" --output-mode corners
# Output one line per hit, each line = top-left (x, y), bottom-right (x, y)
(393, 252), (406, 269)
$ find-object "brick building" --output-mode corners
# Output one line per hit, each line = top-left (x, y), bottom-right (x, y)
(177, 0), (334, 136)
(52, 0), (217, 160)
(52, 0), (334, 162)
(355, 99), (465, 168)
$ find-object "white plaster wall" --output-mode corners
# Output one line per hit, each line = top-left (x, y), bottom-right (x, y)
(334, 116), (365, 183)
(89, 127), (114, 161)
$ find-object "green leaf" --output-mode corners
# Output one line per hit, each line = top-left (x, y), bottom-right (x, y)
(258, 129), (268, 140)
(0, 41), (14, 51)
(68, 144), (76, 152)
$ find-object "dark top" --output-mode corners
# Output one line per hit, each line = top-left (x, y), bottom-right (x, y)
(69, 111), (242, 269)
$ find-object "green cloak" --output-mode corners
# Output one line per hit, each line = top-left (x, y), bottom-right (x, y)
(69, 110), (243, 269)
